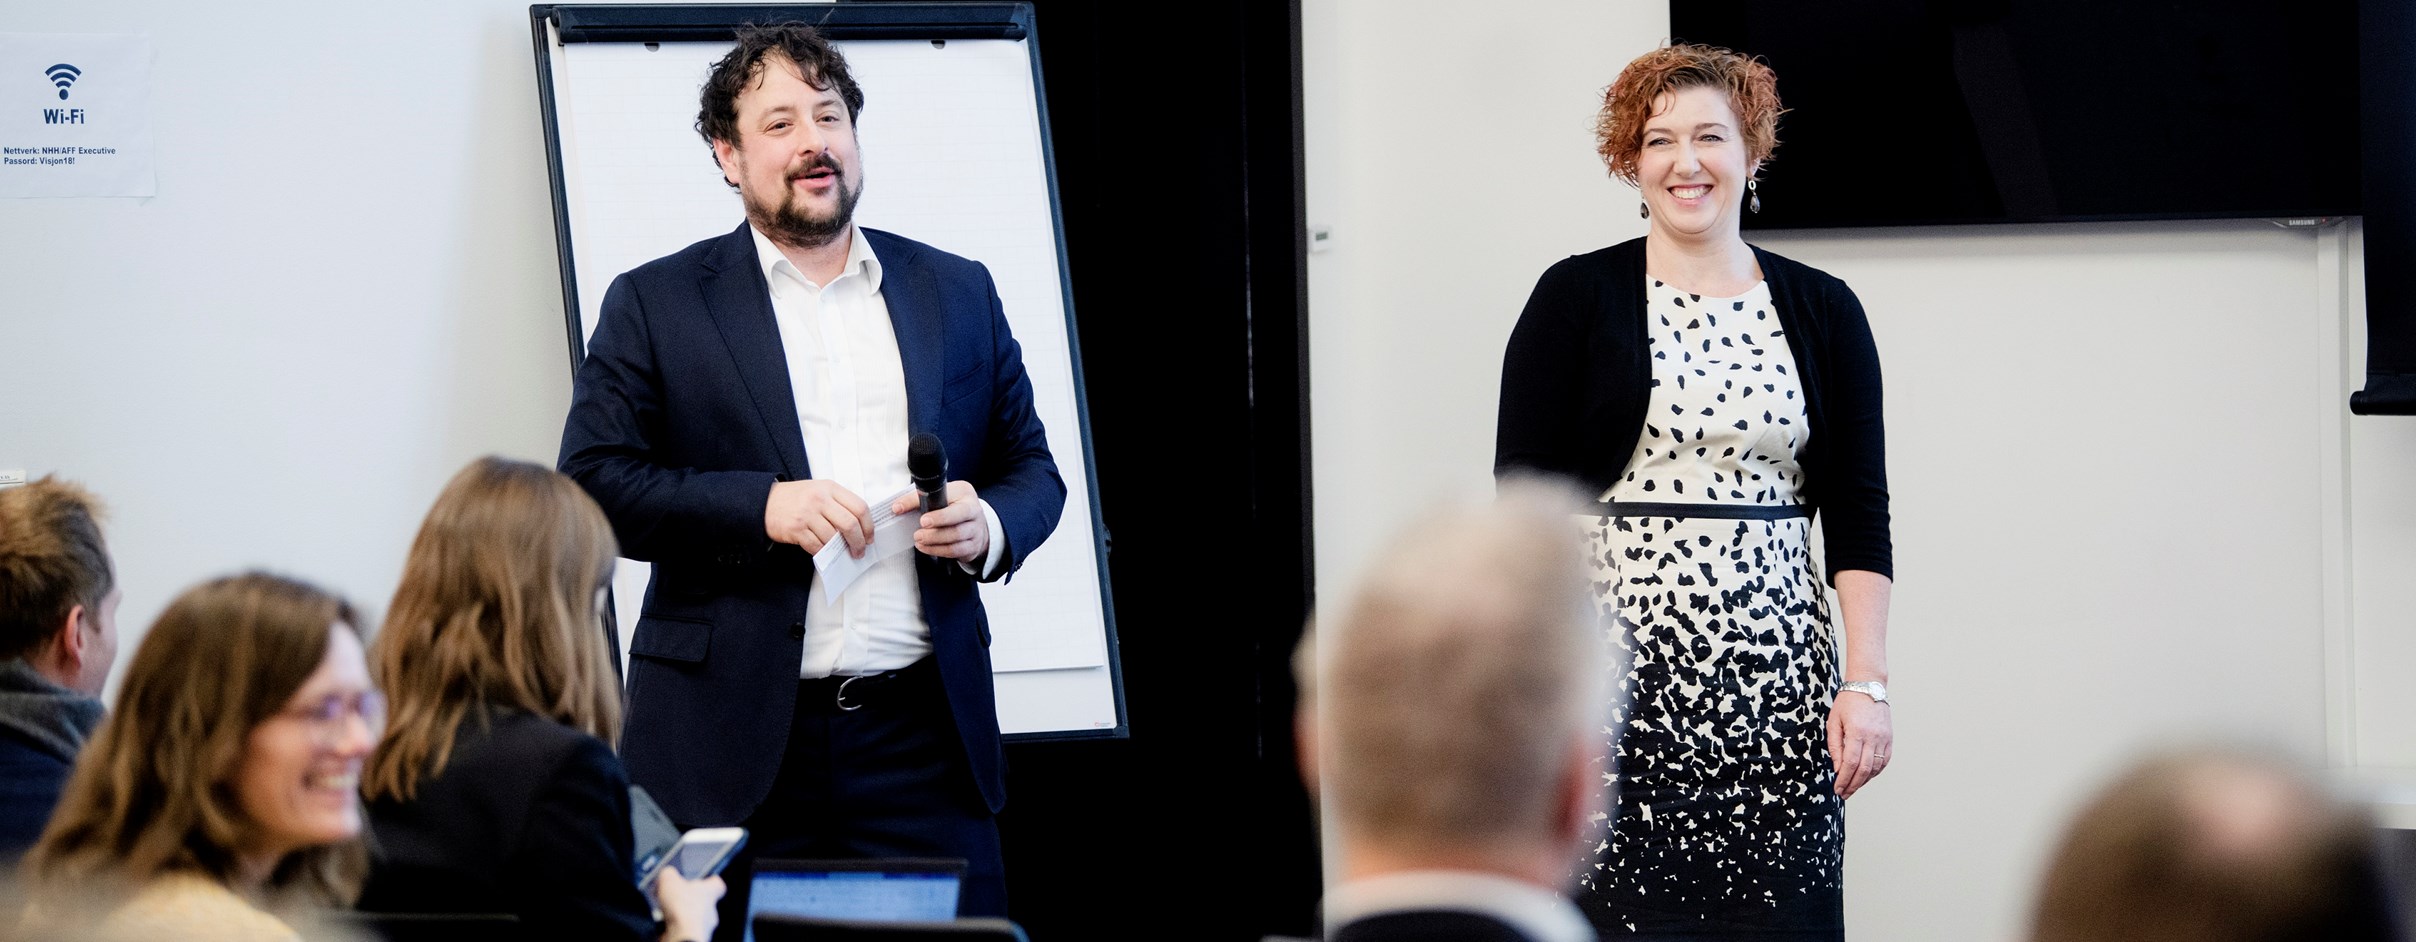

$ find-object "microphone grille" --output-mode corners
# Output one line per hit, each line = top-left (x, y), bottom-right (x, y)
(908, 433), (945, 474)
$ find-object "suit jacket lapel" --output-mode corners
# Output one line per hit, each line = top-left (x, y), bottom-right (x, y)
(869, 230), (943, 435)
(701, 223), (813, 480)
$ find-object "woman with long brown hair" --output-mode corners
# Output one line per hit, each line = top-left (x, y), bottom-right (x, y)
(22, 572), (380, 941)
(356, 456), (721, 941)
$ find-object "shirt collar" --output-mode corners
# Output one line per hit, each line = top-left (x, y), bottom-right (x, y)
(1321, 870), (1593, 942)
(748, 223), (883, 294)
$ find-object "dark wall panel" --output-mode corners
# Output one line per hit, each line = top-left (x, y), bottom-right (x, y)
(986, 2), (1321, 939)
(2358, 0), (2416, 414)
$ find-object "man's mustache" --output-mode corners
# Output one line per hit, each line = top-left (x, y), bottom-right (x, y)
(788, 154), (844, 180)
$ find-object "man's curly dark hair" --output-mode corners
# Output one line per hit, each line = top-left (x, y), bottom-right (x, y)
(696, 23), (866, 157)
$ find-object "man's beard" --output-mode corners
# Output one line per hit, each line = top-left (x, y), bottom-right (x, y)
(747, 154), (862, 250)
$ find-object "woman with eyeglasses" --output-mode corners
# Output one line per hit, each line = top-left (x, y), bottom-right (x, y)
(356, 457), (722, 942)
(21, 572), (381, 942)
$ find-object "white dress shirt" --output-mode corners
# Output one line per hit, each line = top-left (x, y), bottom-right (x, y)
(1321, 870), (1594, 942)
(751, 224), (1006, 678)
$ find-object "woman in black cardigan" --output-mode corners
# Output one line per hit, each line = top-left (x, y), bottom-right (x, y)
(356, 457), (724, 941)
(1495, 45), (1892, 941)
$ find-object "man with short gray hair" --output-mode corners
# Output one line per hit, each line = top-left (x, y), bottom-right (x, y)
(1299, 481), (1617, 942)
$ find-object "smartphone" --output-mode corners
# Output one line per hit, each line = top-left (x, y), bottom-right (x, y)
(641, 826), (748, 902)
(628, 787), (680, 884)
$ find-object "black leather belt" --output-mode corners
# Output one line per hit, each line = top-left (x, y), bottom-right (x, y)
(1588, 500), (1809, 520)
(798, 658), (935, 713)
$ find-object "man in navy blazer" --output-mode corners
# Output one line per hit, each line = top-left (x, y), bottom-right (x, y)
(558, 24), (1062, 926)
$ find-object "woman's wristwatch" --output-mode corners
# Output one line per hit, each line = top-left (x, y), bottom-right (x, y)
(1839, 680), (1889, 704)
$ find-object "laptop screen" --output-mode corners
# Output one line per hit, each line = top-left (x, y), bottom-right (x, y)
(745, 858), (965, 942)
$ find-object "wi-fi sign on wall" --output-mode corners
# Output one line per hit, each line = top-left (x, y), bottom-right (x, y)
(45, 63), (80, 100)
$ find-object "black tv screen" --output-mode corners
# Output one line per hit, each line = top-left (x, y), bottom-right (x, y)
(1671, 0), (2360, 229)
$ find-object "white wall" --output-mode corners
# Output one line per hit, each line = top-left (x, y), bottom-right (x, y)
(2347, 222), (2416, 781)
(1305, 1), (2416, 939)
(0, 0), (577, 686)
(1303, 0), (1649, 585)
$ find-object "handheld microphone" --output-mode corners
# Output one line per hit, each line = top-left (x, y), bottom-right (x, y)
(908, 433), (948, 515)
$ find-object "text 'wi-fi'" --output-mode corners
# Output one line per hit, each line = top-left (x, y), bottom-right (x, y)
(45, 64), (80, 100)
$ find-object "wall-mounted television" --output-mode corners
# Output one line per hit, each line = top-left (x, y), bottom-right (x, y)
(1670, 0), (2360, 230)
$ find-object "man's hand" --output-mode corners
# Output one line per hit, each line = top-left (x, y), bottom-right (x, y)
(891, 480), (987, 563)
(766, 480), (873, 557)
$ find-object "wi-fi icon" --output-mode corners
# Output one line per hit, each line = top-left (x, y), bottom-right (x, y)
(45, 63), (79, 100)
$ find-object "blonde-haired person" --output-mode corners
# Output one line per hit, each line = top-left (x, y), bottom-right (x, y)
(356, 457), (722, 941)
(1495, 43), (1892, 939)
(20, 572), (379, 942)
(1304, 480), (1613, 942)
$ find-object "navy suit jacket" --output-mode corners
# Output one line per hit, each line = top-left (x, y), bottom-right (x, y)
(559, 223), (1064, 825)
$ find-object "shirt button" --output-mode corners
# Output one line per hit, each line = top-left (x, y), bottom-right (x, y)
(789, 621), (805, 640)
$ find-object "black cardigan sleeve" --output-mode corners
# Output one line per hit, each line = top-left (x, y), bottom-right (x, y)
(1811, 278), (1892, 582)
(1497, 242), (1891, 584)
(1496, 257), (1596, 484)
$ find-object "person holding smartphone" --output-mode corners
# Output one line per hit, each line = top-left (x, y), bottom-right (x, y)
(357, 457), (725, 941)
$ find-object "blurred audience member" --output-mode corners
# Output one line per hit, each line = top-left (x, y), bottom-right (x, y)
(2029, 749), (2404, 942)
(1302, 481), (1614, 942)
(0, 477), (119, 863)
(358, 457), (722, 941)
(21, 573), (378, 942)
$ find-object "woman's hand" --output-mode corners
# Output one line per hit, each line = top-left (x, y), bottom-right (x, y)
(1828, 690), (1892, 800)
(1827, 570), (1893, 801)
(656, 867), (727, 942)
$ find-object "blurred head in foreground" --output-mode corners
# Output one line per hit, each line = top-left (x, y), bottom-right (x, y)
(1300, 478), (1613, 887)
(22, 573), (378, 938)
(2029, 748), (2403, 942)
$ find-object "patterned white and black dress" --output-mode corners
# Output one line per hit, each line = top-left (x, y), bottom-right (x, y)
(1575, 278), (1844, 939)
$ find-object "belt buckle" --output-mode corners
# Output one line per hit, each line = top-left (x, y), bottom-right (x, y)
(835, 674), (868, 712)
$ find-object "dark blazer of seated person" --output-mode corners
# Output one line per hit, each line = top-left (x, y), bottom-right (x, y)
(1323, 874), (1593, 942)
(1331, 911), (1544, 942)
(0, 657), (104, 863)
(360, 706), (652, 938)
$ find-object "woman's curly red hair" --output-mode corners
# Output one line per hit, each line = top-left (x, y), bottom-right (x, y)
(1596, 44), (1785, 185)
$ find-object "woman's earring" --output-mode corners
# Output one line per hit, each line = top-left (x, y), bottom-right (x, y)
(1640, 201), (1651, 219)
(1747, 179), (1761, 214)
